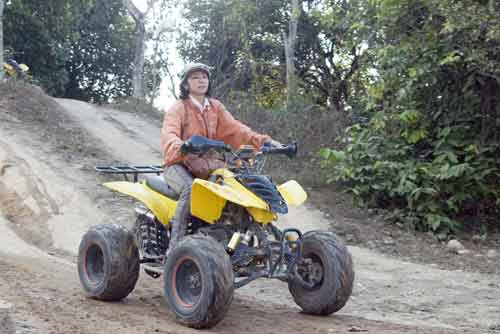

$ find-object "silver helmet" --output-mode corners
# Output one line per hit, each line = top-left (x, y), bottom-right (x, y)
(180, 63), (211, 82)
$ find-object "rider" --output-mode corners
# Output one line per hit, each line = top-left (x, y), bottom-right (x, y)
(160, 63), (281, 253)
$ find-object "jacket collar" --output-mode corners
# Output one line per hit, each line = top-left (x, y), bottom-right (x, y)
(189, 95), (209, 112)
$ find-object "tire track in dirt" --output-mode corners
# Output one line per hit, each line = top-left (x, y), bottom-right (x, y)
(56, 98), (162, 165)
(239, 207), (500, 332)
(0, 250), (457, 334)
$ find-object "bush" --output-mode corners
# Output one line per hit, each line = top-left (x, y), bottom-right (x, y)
(321, 116), (499, 234)
(320, 0), (500, 235)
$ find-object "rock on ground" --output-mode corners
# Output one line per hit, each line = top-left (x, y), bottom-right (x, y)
(446, 239), (465, 253)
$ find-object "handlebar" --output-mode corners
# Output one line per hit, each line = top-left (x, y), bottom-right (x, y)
(181, 135), (297, 159)
(180, 135), (232, 155)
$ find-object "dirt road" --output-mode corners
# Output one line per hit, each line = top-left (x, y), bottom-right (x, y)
(0, 87), (499, 333)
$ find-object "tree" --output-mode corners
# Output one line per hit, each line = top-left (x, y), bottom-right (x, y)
(283, 0), (300, 110)
(178, 0), (373, 112)
(123, 0), (153, 99)
(322, 0), (500, 233)
(295, 0), (376, 113)
(143, 0), (176, 103)
(179, 0), (287, 99)
(4, 0), (135, 102)
(179, 0), (238, 97)
(0, 0), (4, 81)
(64, 0), (135, 102)
(4, 0), (71, 93)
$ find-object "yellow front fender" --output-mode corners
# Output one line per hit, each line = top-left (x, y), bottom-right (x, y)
(190, 178), (276, 224)
(277, 180), (307, 206)
(103, 181), (176, 226)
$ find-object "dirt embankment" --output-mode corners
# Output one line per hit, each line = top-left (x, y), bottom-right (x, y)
(0, 83), (499, 334)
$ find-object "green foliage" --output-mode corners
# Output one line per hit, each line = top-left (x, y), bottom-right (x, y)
(4, 0), (135, 102)
(321, 0), (500, 233)
(178, 0), (377, 115)
(323, 122), (498, 233)
(296, 0), (377, 111)
(179, 0), (287, 100)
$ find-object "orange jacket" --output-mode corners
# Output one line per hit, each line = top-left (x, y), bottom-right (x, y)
(160, 98), (270, 166)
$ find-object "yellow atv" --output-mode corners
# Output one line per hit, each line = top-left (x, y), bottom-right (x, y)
(3, 60), (30, 79)
(77, 136), (354, 329)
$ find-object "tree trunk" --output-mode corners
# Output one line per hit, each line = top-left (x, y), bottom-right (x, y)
(124, 0), (149, 99)
(284, 0), (300, 111)
(0, 0), (5, 81)
(479, 76), (498, 144)
(133, 21), (146, 99)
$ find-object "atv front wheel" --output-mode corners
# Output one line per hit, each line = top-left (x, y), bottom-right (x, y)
(288, 231), (354, 315)
(77, 224), (140, 301)
(163, 235), (234, 329)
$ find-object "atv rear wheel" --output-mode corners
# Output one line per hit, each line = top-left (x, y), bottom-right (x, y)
(163, 235), (234, 329)
(78, 224), (140, 301)
(288, 231), (354, 315)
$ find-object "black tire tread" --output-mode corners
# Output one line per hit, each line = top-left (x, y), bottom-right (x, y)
(164, 234), (234, 329)
(78, 224), (140, 301)
(289, 230), (354, 315)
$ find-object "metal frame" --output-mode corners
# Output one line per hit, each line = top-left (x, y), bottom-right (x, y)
(95, 165), (163, 182)
(233, 228), (304, 289)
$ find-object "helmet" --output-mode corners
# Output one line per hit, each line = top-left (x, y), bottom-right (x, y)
(180, 63), (211, 82)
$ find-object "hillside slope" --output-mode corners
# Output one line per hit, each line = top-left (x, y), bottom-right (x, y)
(0, 83), (498, 334)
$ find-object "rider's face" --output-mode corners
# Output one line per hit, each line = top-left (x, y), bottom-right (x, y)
(187, 71), (209, 97)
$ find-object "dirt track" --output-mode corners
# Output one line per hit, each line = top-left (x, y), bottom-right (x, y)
(0, 87), (499, 333)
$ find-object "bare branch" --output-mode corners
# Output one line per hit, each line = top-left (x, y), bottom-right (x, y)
(145, 0), (156, 16)
(343, 46), (360, 82)
(123, 0), (144, 22)
(164, 62), (178, 100)
(477, 71), (500, 84)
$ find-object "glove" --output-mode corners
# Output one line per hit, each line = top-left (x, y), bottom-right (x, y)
(183, 154), (225, 179)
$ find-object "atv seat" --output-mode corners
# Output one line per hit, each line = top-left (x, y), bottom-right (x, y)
(145, 175), (179, 200)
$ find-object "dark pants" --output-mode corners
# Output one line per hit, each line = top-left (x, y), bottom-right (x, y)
(163, 164), (194, 251)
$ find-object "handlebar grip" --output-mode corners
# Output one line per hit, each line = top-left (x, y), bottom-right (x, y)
(262, 143), (297, 158)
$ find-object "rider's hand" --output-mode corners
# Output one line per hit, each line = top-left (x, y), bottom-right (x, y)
(267, 139), (283, 148)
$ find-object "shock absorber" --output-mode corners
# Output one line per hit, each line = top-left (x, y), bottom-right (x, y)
(227, 230), (253, 252)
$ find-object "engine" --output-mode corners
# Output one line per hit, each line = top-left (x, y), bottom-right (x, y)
(134, 207), (169, 259)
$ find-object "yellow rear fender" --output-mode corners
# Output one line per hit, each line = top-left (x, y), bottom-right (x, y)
(277, 180), (307, 206)
(103, 181), (176, 226)
(3, 63), (15, 76)
(191, 178), (276, 224)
